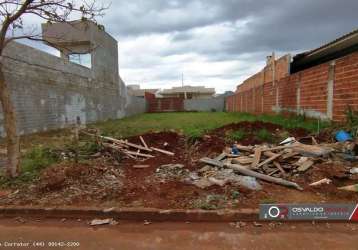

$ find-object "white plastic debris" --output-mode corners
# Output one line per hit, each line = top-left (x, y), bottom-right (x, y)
(309, 178), (332, 186)
(279, 137), (296, 145)
(235, 176), (262, 190)
(90, 218), (117, 226)
(350, 168), (358, 174)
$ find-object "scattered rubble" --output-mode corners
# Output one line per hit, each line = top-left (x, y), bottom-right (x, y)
(338, 184), (358, 192)
(155, 164), (189, 182)
(309, 178), (332, 186)
(90, 218), (118, 226)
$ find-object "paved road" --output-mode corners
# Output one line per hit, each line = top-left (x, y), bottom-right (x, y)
(0, 218), (357, 250)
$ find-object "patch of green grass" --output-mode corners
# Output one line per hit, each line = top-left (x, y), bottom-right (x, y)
(0, 146), (60, 187)
(91, 112), (329, 139)
(257, 113), (330, 133)
(64, 140), (101, 157)
(186, 128), (204, 143)
(226, 129), (246, 142)
(256, 128), (274, 142)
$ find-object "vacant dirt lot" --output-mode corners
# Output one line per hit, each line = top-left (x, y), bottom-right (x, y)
(1, 117), (357, 210)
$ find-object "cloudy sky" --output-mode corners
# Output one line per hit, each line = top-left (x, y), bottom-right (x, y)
(20, 0), (358, 93)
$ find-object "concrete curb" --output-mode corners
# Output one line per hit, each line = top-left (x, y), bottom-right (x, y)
(0, 206), (259, 222)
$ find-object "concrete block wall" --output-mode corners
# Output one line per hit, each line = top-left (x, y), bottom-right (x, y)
(0, 41), (146, 137)
(226, 51), (358, 122)
(184, 97), (225, 112)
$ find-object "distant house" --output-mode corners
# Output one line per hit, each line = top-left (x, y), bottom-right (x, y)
(127, 85), (159, 98)
(159, 85), (215, 99)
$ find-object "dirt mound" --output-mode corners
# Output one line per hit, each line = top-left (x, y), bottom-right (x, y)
(194, 135), (226, 156)
(126, 131), (182, 152)
(212, 121), (283, 135)
(211, 121), (309, 138)
(2, 161), (124, 206)
(203, 121), (309, 147)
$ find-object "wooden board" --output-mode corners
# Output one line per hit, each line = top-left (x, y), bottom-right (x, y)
(256, 153), (282, 169)
(151, 147), (175, 156)
(232, 157), (254, 165)
(139, 136), (149, 149)
(297, 160), (314, 172)
(273, 161), (286, 175)
(251, 148), (262, 169)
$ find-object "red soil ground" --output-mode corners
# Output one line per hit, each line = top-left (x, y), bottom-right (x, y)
(0, 121), (357, 209)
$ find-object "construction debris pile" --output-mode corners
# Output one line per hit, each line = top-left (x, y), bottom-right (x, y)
(194, 137), (358, 191)
(82, 128), (358, 192)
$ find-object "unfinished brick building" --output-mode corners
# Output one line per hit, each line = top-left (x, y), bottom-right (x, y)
(226, 29), (358, 122)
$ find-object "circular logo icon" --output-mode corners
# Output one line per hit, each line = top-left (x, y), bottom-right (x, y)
(268, 206), (280, 218)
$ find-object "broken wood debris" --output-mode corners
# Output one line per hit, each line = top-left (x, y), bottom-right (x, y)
(225, 163), (303, 190)
(81, 130), (175, 161)
(256, 153), (282, 169)
(139, 136), (149, 149)
(309, 178), (332, 186)
(150, 147), (175, 156)
(251, 148), (262, 169)
(296, 159), (314, 172)
(198, 139), (339, 190)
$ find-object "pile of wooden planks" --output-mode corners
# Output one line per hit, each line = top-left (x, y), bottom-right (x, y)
(81, 131), (174, 160)
(229, 142), (333, 176)
(199, 142), (335, 190)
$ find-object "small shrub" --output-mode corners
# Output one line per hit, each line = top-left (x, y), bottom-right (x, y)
(0, 146), (60, 187)
(186, 128), (203, 143)
(78, 141), (101, 155)
(226, 130), (246, 142)
(345, 106), (358, 137)
(21, 146), (60, 174)
(256, 129), (273, 142)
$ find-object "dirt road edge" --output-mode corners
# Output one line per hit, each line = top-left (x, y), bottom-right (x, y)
(0, 206), (259, 222)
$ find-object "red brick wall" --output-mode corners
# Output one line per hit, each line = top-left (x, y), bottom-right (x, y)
(300, 63), (329, 114)
(236, 55), (290, 93)
(227, 51), (358, 122)
(147, 97), (184, 112)
(333, 52), (358, 121)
